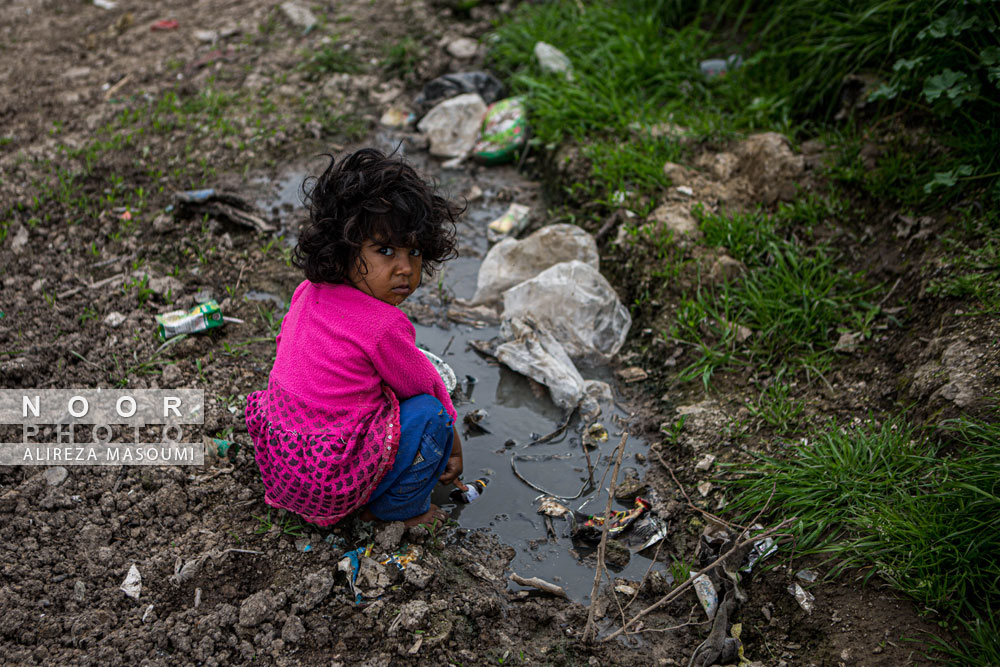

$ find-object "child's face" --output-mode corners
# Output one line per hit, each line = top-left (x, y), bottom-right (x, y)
(348, 239), (423, 306)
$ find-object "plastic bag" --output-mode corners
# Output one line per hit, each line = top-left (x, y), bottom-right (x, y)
(501, 261), (631, 361)
(494, 316), (585, 410)
(414, 71), (503, 114)
(470, 224), (598, 305)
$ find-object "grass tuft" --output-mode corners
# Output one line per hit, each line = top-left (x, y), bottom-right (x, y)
(729, 416), (1000, 663)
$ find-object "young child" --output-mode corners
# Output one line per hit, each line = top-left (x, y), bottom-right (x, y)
(245, 148), (465, 527)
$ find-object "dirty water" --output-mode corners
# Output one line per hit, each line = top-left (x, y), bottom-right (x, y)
(255, 132), (662, 602)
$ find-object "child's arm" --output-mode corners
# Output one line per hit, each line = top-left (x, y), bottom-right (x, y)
(439, 425), (466, 490)
(371, 316), (458, 423)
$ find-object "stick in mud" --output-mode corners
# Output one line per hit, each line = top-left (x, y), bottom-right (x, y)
(583, 430), (628, 644)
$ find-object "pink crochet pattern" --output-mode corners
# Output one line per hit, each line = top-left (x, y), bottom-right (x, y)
(245, 281), (456, 526)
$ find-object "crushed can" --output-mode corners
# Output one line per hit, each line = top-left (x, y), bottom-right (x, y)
(450, 478), (489, 503)
(156, 300), (224, 340)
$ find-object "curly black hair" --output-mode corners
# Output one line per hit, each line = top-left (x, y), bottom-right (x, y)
(293, 148), (461, 284)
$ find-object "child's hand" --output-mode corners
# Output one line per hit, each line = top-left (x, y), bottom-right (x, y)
(439, 424), (466, 490)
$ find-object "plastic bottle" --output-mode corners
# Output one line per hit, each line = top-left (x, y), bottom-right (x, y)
(450, 478), (489, 503)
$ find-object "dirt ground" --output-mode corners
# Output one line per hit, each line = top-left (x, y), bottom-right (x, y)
(1, 0), (996, 665)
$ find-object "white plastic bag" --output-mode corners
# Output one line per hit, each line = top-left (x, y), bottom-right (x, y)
(470, 224), (598, 305)
(501, 261), (631, 361)
(494, 317), (585, 410)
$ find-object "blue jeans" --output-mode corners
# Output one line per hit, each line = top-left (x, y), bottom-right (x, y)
(366, 395), (454, 521)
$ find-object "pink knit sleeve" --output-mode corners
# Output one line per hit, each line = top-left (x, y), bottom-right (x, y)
(371, 315), (457, 422)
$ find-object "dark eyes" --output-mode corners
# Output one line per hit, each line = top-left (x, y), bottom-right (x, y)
(377, 246), (421, 257)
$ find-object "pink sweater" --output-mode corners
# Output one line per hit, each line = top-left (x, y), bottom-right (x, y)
(245, 281), (456, 525)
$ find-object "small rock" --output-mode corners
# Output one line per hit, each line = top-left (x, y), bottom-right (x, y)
(31, 278), (45, 292)
(614, 469), (646, 501)
(604, 540), (631, 568)
(616, 366), (648, 383)
(73, 580), (86, 602)
(279, 1), (317, 30)
(193, 29), (218, 43)
(694, 454), (716, 472)
(375, 521), (406, 552)
(446, 37), (478, 59)
(120, 564), (142, 600)
(534, 41), (572, 77)
(293, 570), (334, 613)
(647, 202), (702, 242)
(834, 331), (861, 353)
(697, 481), (712, 497)
(103, 312), (127, 328)
(239, 590), (282, 627)
(400, 600), (430, 630)
(10, 225), (28, 253)
(43, 466), (68, 486)
(281, 615), (305, 644)
(403, 563), (433, 589)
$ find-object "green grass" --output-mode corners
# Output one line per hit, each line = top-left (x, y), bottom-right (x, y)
(729, 416), (1000, 663)
(669, 206), (878, 385)
(926, 209), (1000, 314)
(490, 0), (999, 204)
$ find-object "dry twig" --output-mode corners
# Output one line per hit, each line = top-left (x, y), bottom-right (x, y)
(583, 431), (628, 643)
(601, 517), (796, 642)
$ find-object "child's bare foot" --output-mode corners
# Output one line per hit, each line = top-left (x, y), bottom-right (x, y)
(359, 504), (449, 527)
(403, 504), (448, 527)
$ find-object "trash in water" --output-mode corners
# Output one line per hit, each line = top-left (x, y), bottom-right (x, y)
(450, 478), (489, 503)
(473, 97), (527, 165)
(796, 569), (818, 583)
(582, 422), (609, 449)
(691, 573), (718, 619)
(173, 189), (275, 233)
(420, 349), (457, 394)
(463, 409), (490, 436)
(486, 203), (531, 243)
(468, 223), (598, 306)
(537, 497), (573, 518)
(501, 260), (632, 361)
(573, 497), (650, 542)
(338, 544), (374, 604)
(156, 300), (225, 340)
(463, 375), (477, 400)
(417, 93), (487, 159)
(699, 54), (743, 78)
(740, 526), (778, 573)
(381, 545), (420, 570)
(120, 564), (142, 600)
(151, 19), (179, 31)
(787, 582), (815, 613)
(534, 42), (573, 79)
(622, 513), (669, 552)
(494, 317), (585, 411)
(414, 71), (504, 114)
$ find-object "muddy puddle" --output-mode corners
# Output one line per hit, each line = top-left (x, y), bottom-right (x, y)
(254, 132), (662, 602)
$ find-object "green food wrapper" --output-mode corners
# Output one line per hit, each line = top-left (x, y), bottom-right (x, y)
(156, 300), (224, 340)
(473, 97), (527, 165)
